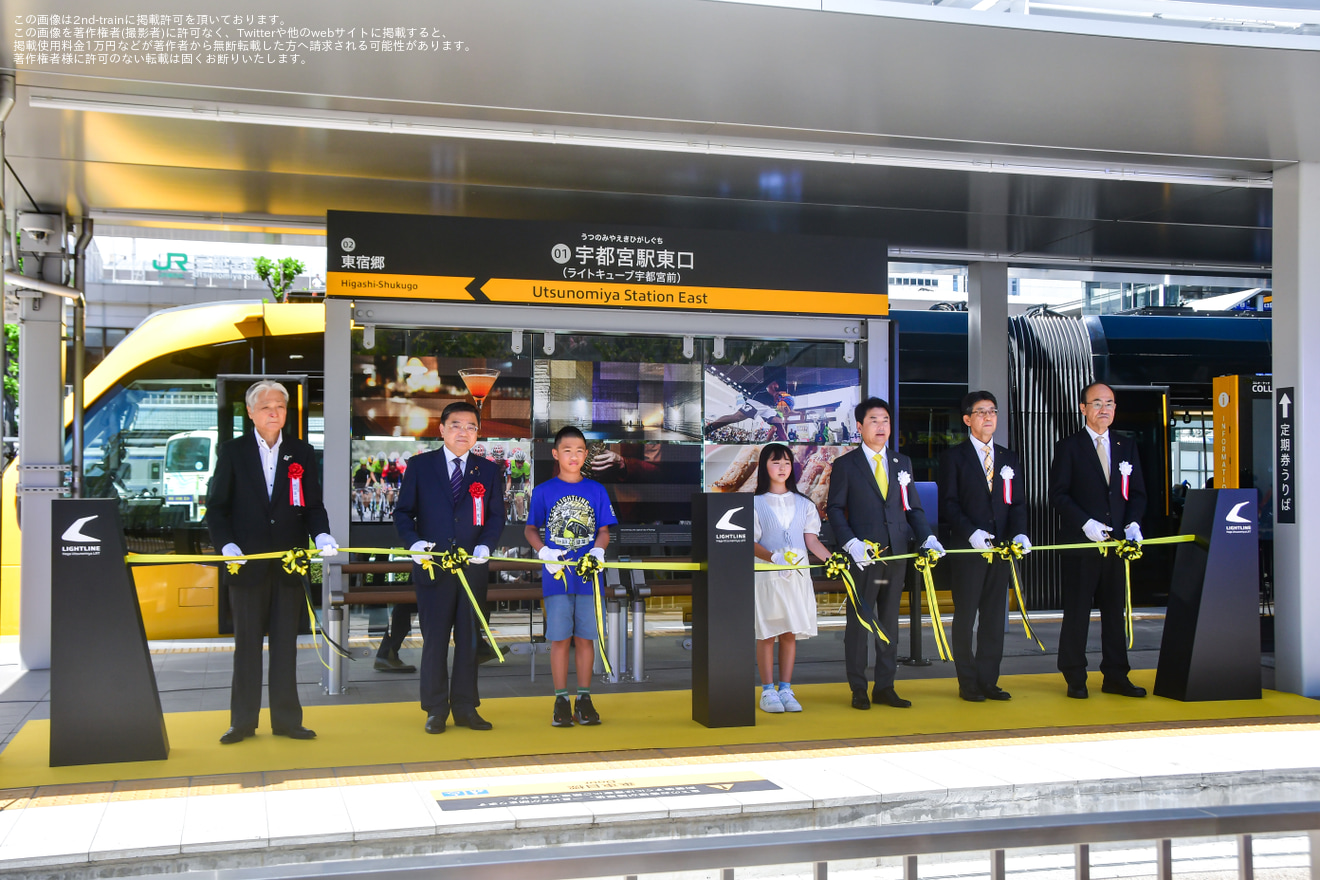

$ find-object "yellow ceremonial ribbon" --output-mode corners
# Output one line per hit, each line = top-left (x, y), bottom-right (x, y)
(981, 542), (1044, 652)
(125, 537), (1196, 662)
(912, 550), (951, 661)
(1113, 540), (1145, 649)
(568, 553), (612, 675)
(431, 548), (506, 664)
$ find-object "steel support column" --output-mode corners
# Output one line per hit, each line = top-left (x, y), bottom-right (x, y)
(1273, 162), (1320, 697)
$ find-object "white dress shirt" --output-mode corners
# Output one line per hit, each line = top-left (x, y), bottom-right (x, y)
(443, 447), (469, 481)
(255, 430), (282, 499)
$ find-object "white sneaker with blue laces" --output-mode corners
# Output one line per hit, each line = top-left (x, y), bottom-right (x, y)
(759, 689), (785, 713)
(778, 687), (803, 712)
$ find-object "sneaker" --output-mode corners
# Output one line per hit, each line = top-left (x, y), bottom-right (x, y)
(574, 694), (601, 726)
(778, 687), (803, 712)
(552, 695), (574, 727)
(759, 689), (786, 713)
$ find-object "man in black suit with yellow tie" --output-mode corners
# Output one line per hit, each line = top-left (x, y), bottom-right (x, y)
(1048, 382), (1147, 699)
(827, 397), (944, 710)
(207, 380), (339, 744)
(395, 401), (506, 734)
(938, 391), (1030, 703)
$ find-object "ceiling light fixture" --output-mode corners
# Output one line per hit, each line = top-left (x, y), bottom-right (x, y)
(29, 89), (1273, 189)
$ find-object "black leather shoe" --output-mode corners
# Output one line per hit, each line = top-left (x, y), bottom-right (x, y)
(981, 687), (1012, 701)
(1066, 684), (1089, 699)
(374, 651), (416, 673)
(873, 686), (912, 708)
(272, 726), (317, 740)
(851, 690), (871, 710)
(452, 710), (493, 731)
(219, 726), (255, 745)
(1101, 679), (1147, 698)
(425, 714), (447, 734)
(959, 688), (986, 702)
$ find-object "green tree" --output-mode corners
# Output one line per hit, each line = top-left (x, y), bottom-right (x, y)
(254, 256), (306, 303)
(3, 323), (17, 400)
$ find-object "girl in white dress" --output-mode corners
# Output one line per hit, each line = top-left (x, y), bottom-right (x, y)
(752, 444), (830, 713)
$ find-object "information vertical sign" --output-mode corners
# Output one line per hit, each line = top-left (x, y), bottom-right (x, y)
(1277, 387), (1295, 524)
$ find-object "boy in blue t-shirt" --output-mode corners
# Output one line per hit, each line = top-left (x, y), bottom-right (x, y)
(526, 425), (617, 727)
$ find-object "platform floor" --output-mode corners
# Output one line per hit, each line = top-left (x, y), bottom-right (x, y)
(0, 612), (1315, 877)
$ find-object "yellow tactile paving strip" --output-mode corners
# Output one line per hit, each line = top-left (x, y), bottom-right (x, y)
(2, 671), (1316, 807)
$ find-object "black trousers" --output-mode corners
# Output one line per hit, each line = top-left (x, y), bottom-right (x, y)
(1057, 550), (1130, 686)
(229, 567), (304, 731)
(950, 555), (1009, 693)
(844, 559), (908, 693)
(416, 571), (480, 718)
(377, 603), (418, 658)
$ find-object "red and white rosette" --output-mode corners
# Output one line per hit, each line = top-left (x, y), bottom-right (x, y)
(1118, 461), (1133, 501)
(999, 465), (1014, 505)
(897, 470), (912, 511)
(469, 481), (486, 526)
(287, 462), (304, 507)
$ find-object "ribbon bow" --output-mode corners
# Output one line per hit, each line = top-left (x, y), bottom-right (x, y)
(1114, 539), (1143, 648)
(829, 550), (890, 645)
(912, 550), (951, 661)
(980, 541), (1044, 651)
(281, 549), (310, 576)
(572, 552), (612, 675)
(433, 547), (504, 664)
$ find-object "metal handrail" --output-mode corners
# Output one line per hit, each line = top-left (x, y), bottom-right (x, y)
(211, 801), (1320, 880)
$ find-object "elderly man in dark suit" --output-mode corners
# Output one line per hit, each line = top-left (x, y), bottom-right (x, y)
(1049, 382), (1148, 699)
(938, 391), (1030, 703)
(395, 401), (506, 734)
(207, 379), (338, 745)
(827, 397), (944, 710)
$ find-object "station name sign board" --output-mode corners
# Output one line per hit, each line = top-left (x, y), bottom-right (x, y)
(325, 211), (888, 317)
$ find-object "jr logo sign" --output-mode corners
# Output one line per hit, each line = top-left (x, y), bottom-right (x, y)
(152, 253), (189, 276)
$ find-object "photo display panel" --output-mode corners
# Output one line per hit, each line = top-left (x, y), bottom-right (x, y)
(331, 213), (885, 535)
(349, 328), (536, 524)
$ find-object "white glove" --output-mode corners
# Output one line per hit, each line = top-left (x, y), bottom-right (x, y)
(922, 536), (946, 558)
(410, 540), (435, 565)
(470, 544), (491, 564)
(1082, 519), (1111, 543)
(844, 538), (871, 568)
(221, 543), (245, 567)
(968, 529), (995, 551)
(770, 550), (789, 567)
(538, 545), (566, 575)
(1124, 523), (1144, 543)
(1013, 534), (1032, 554)
(315, 534), (339, 558)
(588, 547), (605, 564)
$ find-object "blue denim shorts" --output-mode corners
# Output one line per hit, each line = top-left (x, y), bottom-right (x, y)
(544, 593), (599, 642)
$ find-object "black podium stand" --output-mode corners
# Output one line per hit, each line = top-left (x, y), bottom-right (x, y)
(1155, 489), (1261, 701)
(691, 493), (756, 728)
(50, 498), (170, 766)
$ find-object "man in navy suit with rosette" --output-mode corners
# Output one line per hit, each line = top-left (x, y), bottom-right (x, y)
(395, 401), (506, 733)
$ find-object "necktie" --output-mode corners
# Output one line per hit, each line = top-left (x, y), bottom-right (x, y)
(873, 453), (888, 499)
(451, 457), (464, 501)
(1096, 435), (1110, 483)
(982, 446), (994, 491)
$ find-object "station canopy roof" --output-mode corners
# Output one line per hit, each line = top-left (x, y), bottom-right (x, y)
(5, 0), (1319, 274)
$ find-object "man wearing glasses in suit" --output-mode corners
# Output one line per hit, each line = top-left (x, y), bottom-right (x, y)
(1048, 382), (1147, 700)
(938, 391), (1030, 703)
